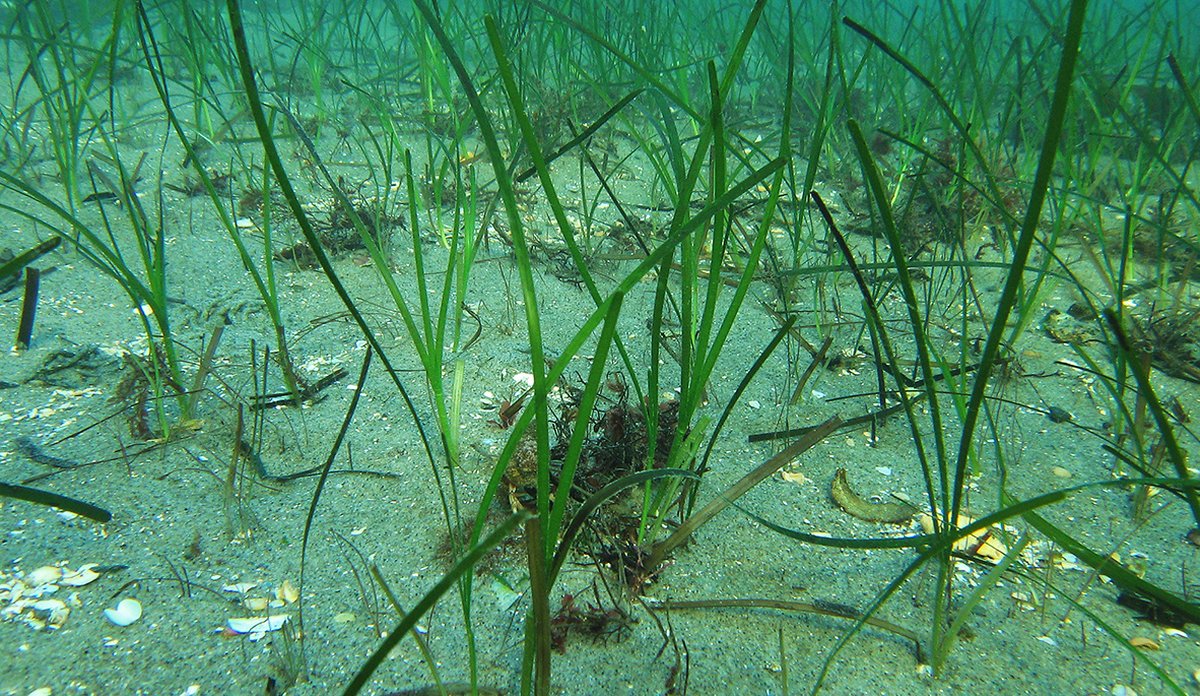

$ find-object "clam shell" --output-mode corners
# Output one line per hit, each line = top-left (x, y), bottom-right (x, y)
(104, 598), (143, 626)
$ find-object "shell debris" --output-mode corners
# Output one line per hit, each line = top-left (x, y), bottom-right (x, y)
(276, 579), (300, 604)
(227, 614), (290, 641)
(2, 561), (104, 630)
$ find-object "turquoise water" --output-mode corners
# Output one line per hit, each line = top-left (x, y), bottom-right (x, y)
(1, 1), (1198, 694)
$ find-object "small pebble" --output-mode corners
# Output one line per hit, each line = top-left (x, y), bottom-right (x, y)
(1047, 406), (1073, 423)
(1051, 466), (1072, 479)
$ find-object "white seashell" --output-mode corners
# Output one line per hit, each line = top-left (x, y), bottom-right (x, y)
(60, 564), (100, 587)
(227, 614), (289, 636)
(26, 566), (62, 585)
(28, 688), (52, 696)
(104, 598), (143, 626)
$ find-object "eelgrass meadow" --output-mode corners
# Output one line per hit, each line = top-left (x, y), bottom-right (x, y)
(2, 0), (1199, 693)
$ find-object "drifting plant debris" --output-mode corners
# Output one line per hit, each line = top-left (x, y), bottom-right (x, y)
(549, 584), (635, 654)
(110, 345), (184, 440)
(1117, 590), (1193, 630)
(830, 467), (917, 524)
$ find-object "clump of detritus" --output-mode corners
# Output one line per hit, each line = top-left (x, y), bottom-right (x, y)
(110, 345), (182, 440)
(549, 583), (635, 654)
(273, 179), (404, 270)
(499, 373), (689, 594)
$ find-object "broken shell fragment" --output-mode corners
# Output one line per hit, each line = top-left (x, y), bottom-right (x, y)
(222, 582), (259, 594)
(227, 614), (290, 639)
(60, 564), (100, 587)
(276, 579), (299, 604)
(104, 598), (143, 626)
(243, 597), (270, 612)
(26, 566), (63, 586)
(31, 598), (70, 628)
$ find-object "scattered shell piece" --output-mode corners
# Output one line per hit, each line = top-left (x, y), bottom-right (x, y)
(333, 611), (356, 624)
(104, 598), (143, 627)
(31, 599), (69, 628)
(1112, 684), (1138, 696)
(276, 579), (299, 604)
(1164, 627), (1188, 638)
(227, 614), (290, 639)
(1036, 635), (1057, 646)
(28, 688), (52, 696)
(59, 564), (100, 587)
(1010, 591), (1036, 611)
(918, 512), (1008, 562)
(780, 470), (810, 485)
(26, 566), (62, 586)
(1051, 466), (1072, 479)
(243, 597), (270, 612)
(222, 582), (258, 594)
(1129, 636), (1160, 650)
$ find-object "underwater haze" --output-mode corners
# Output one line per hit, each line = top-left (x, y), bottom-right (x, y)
(2, 1), (1200, 694)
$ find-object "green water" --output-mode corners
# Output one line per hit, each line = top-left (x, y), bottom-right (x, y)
(1, 1), (1198, 694)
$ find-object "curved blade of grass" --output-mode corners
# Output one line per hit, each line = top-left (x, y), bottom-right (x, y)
(1104, 309), (1200, 526)
(807, 488), (1069, 689)
(1020, 505), (1200, 626)
(810, 190), (940, 522)
(1003, 556), (1187, 695)
(0, 237), (60, 279)
(298, 348), (371, 638)
(947, 0), (1088, 529)
(343, 510), (529, 696)
(649, 416), (842, 568)
(0, 481), (111, 523)
(224, 0), (438, 472)
(936, 535), (1030, 666)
